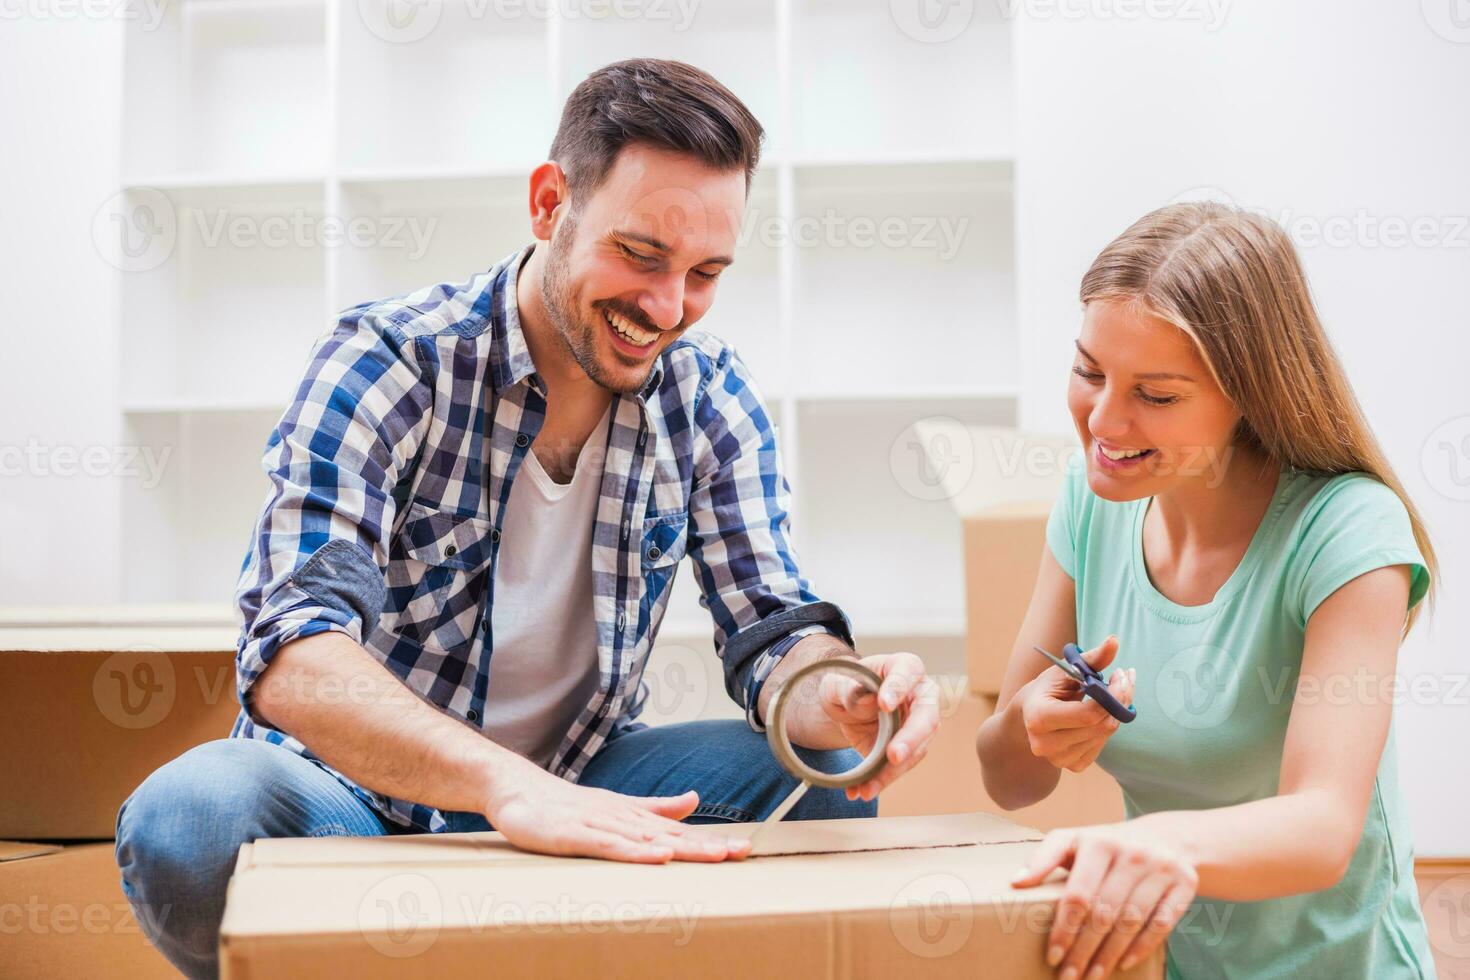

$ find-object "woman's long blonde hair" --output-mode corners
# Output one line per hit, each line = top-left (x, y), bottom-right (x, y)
(1080, 202), (1436, 633)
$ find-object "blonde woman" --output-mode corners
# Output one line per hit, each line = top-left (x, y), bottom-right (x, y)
(976, 203), (1438, 979)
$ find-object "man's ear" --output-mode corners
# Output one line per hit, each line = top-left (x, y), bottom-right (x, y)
(528, 161), (569, 242)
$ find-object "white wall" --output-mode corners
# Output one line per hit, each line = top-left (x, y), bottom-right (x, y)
(1013, 0), (1470, 854)
(0, 20), (123, 603)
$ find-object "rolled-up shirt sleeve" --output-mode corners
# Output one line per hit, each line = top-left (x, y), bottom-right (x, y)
(233, 309), (433, 724)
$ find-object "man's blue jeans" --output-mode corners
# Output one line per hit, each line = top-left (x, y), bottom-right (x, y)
(115, 720), (874, 979)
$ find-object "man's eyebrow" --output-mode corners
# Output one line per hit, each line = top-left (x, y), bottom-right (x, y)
(613, 229), (733, 267)
(1074, 341), (1196, 382)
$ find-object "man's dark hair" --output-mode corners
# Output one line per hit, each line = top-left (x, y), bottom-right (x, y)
(548, 58), (764, 198)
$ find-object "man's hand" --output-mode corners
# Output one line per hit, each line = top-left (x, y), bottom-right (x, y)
(484, 762), (752, 864)
(811, 651), (941, 802)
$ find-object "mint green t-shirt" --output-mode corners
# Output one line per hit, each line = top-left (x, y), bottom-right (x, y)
(1046, 454), (1434, 980)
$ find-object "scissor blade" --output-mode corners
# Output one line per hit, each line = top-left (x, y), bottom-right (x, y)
(1033, 645), (1085, 683)
(747, 779), (810, 853)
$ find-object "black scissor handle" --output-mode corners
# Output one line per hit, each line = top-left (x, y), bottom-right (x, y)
(1062, 642), (1137, 724)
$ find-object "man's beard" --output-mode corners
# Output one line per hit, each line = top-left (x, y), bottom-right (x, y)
(540, 212), (657, 395)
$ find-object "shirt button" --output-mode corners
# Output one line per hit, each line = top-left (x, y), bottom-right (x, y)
(616, 611), (626, 631)
(620, 519), (630, 541)
(637, 430), (647, 448)
(515, 432), (530, 448)
(467, 708), (478, 722)
(491, 528), (501, 543)
(481, 619), (490, 633)
(444, 544), (457, 557)
(647, 546), (661, 561)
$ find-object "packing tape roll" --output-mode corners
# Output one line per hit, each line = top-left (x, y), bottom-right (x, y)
(764, 659), (901, 790)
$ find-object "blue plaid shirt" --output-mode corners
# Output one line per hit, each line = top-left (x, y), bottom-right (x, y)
(230, 245), (848, 831)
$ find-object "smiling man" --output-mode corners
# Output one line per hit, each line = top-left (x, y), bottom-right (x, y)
(114, 59), (940, 978)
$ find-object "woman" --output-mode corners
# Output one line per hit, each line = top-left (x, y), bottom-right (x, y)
(976, 202), (1438, 979)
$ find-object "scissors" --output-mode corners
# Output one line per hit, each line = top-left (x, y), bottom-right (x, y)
(1033, 643), (1137, 723)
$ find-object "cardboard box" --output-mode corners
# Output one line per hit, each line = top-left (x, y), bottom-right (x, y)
(220, 812), (1164, 979)
(0, 840), (177, 979)
(0, 625), (240, 839)
(907, 424), (1079, 697)
(961, 502), (1053, 695)
(881, 683), (1125, 830)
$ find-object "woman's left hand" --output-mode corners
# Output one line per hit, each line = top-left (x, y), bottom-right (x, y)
(1009, 821), (1199, 979)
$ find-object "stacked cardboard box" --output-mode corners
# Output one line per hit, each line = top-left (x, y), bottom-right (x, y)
(0, 622), (240, 979)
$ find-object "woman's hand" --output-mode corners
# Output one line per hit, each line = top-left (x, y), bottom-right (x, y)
(1016, 636), (1134, 773)
(1011, 821), (1199, 979)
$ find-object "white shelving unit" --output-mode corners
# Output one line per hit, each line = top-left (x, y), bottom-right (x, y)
(116, 0), (1018, 663)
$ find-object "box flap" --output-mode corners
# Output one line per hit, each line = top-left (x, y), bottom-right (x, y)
(241, 811), (1043, 872)
(223, 829), (1064, 943)
(0, 840), (64, 862)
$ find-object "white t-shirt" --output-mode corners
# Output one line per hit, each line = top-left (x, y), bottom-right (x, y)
(483, 406), (610, 769)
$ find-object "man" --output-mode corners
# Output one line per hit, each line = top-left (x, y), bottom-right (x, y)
(116, 59), (941, 978)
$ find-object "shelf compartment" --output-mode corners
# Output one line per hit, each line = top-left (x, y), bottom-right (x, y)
(790, 159), (1017, 397)
(118, 182), (328, 409)
(791, 0), (1013, 160)
(337, 0), (554, 173)
(123, 0), (328, 179)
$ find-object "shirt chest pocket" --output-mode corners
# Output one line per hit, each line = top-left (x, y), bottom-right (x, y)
(639, 513), (688, 604)
(385, 501), (496, 658)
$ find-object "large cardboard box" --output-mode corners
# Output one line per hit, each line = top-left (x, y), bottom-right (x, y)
(961, 502), (1053, 695)
(907, 424), (1080, 697)
(0, 840), (177, 979)
(219, 812), (1164, 979)
(880, 681), (1125, 829)
(0, 625), (240, 839)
